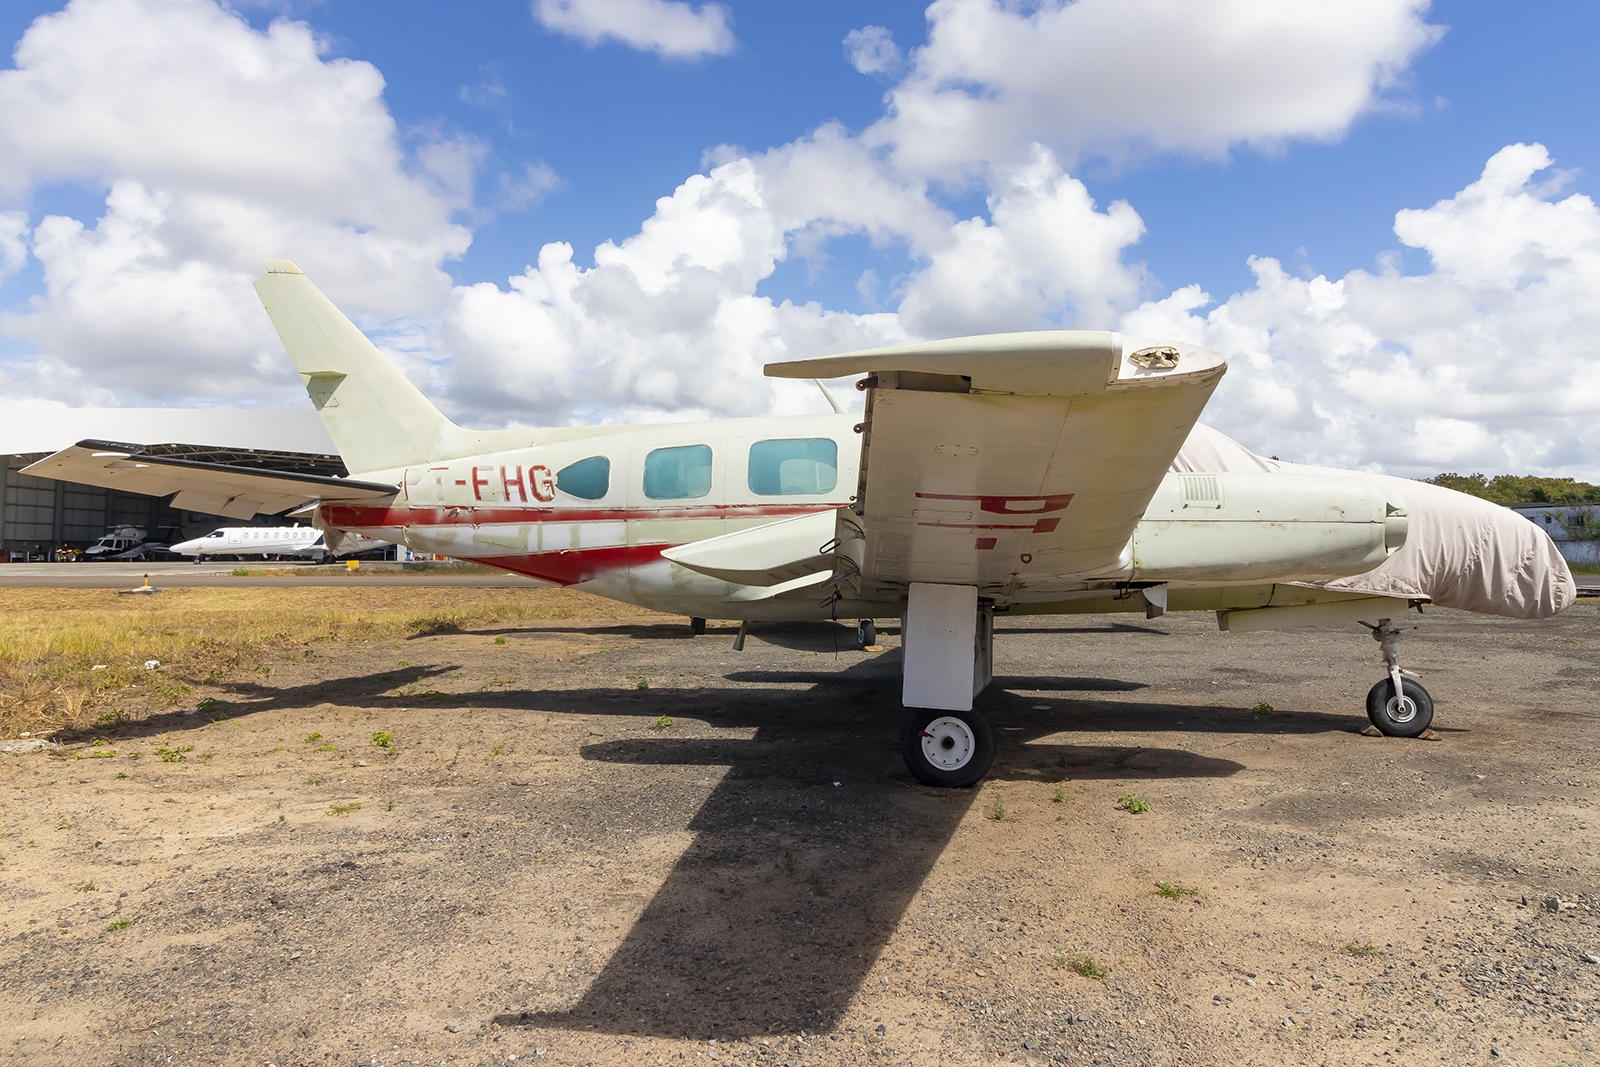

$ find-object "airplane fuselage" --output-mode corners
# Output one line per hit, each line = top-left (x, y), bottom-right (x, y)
(317, 411), (1403, 624)
(323, 413), (860, 616)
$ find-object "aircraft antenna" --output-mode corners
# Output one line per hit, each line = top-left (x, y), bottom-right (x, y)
(813, 379), (845, 414)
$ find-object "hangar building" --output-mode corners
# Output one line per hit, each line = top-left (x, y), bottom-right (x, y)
(1, 407), (336, 560)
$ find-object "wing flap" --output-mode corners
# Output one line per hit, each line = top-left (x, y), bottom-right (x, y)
(661, 510), (838, 586)
(23, 440), (397, 520)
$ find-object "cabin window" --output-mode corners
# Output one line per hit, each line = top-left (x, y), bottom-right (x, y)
(748, 438), (838, 496)
(556, 456), (610, 500)
(207, 531), (224, 538)
(643, 444), (713, 499)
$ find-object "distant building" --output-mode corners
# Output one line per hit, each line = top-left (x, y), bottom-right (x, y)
(1507, 504), (1600, 566)
(1, 407), (335, 560)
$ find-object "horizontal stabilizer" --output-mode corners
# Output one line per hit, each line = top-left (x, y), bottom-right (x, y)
(661, 510), (839, 586)
(22, 440), (397, 520)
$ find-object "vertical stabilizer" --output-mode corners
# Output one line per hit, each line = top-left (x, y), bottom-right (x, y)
(254, 261), (464, 474)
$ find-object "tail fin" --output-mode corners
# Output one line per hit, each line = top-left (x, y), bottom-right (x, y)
(254, 261), (469, 475)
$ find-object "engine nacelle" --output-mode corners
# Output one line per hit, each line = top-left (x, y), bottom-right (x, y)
(1130, 472), (1408, 583)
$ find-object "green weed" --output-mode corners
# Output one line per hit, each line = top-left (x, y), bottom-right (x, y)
(1154, 881), (1199, 901)
(990, 799), (1007, 821)
(327, 802), (362, 816)
(106, 916), (137, 932)
(370, 731), (393, 749)
(494, 637), (507, 645)
(315, 744), (337, 752)
(653, 715), (673, 729)
(157, 744), (194, 763)
(1051, 785), (1066, 803)
(304, 732), (323, 743)
(1342, 941), (1380, 957)
(1059, 953), (1109, 981)
(1117, 794), (1150, 814)
(72, 881), (97, 893)
(1253, 701), (1276, 714)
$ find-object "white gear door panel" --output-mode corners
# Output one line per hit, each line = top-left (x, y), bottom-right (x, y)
(903, 582), (978, 711)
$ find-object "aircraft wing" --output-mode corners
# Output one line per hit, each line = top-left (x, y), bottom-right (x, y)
(767, 331), (1226, 600)
(23, 440), (398, 520)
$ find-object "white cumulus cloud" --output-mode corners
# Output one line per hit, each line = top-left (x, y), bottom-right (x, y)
(0, 210), (27, 281)
(0, 0), (474, 404)
(868, 0), (1443, 177)
(436, 157), (909, 428)
(532, 0), (734, 60)
(844, 25), (901, 76)
(1123, 144), (1600, 478)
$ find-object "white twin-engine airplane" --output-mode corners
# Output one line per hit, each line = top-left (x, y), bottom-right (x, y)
(27, 262), (1575, 786)
(169, 525), (385, 561)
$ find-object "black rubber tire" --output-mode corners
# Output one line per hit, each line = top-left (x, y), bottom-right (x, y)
(690, 616), (707, 635)
(901, 706), (996, 788)
(856, 619), (877, 649)
(1366, 677), (1434, 737)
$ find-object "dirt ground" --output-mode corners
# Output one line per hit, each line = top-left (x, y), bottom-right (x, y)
(4, 592), (1599, 1066)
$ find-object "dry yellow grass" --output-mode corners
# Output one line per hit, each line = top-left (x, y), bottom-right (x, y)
(0, 586), (658, 739)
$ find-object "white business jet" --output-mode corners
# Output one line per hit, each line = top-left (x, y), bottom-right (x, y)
(26, 262), (1574, 786)
(169, 525), (386, 562)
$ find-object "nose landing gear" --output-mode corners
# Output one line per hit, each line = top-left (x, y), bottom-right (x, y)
(1361, 618), (1434, 737)
(855, 619), (877, 650)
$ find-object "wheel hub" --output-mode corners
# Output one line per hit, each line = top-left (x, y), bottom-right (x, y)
(1386, 693), (1418, 725)
(919, 716), (976, 771)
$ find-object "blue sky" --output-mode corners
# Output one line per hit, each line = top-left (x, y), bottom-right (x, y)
(225, 0), (1600, 310)
(1, 1), (1598, 476)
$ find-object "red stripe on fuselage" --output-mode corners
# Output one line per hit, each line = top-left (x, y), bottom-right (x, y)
(322, 501), (842, 527)
(471, 544), (671, 585)
(318, 501), (846, 587)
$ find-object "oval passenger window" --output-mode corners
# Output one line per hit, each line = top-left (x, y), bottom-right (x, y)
(556, 456), (610, 500)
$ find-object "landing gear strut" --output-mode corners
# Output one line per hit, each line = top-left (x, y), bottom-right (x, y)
(1362, 618), (1434, 737)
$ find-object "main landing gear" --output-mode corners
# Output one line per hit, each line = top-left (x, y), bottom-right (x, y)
(901, 707), (996, 788)
(1362, 618), (1434, 737)
(897, 583), (998, 787)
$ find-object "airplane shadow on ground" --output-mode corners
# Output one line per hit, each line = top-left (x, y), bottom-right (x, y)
(475, 656), (1270, 1040)
(101, 645), (1357, 1039)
